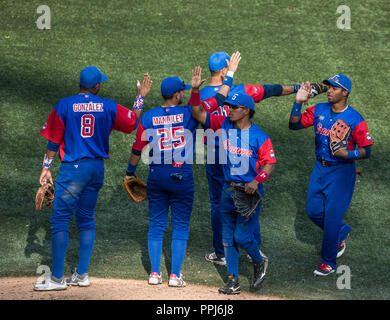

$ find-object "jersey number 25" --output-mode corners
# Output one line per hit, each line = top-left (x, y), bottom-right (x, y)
(157, 126), (185, 150)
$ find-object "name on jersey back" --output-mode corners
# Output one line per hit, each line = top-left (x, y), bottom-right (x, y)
(152, 114), (184, 126)
(73, 102), (104, 112)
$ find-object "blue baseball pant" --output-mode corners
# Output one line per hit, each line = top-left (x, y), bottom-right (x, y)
(147, 165), (194, 277)
(50, 158), (104, 278)
(306, 161), (355, 269)
(220, 183), (263, 278)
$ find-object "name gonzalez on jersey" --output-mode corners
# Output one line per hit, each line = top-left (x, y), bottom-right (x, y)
(73, 102), (104, 112)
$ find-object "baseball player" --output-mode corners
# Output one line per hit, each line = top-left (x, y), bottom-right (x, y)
(201, 51), (327, 266)
(34, 67), (152, 291)
(289, 74), (372, 276)
(192, 66), (276, 294)
(125, 53), (242, 287)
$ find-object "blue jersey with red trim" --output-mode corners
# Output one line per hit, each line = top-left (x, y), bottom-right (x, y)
(132, 105), (199, 169)
(205, 113), (276, 188)
(40, 94), (138, 162)
(300, 103), (373, 162)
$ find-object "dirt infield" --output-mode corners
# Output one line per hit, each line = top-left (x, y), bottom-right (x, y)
(0, 277), (282, 300)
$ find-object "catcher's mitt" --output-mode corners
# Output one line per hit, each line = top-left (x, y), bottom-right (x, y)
(329, 119), (351, 155)
(309, 83), (328, 98)
(35, 182), (55, 211)
(230, 182), (263, 220)
(122, 176), (147, 203)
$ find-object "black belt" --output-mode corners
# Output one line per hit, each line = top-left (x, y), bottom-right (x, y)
(317, 159), (350, 167)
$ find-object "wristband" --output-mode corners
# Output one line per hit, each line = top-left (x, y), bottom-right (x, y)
(47, 140), (60, 152)
(226, 70), (234, 77)
(254, 170), (269, 184)
(132, 95), (144, 110)
(291, 101), (302, 117)
(346, 149), (361, 160)
(222, 75), (233, 88)
(127, 162), (138, 175)
(188, 90), (201, 106)
(292, 84), (301, 93)
(42, 154), (54, 169)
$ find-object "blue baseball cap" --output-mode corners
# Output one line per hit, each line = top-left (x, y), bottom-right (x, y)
(208, 52), (230, 71)
(80, 67), (108, 87)
(226, 93), (255, 110)
(323, 74), (352, 93)
(161, 76), (191, 96)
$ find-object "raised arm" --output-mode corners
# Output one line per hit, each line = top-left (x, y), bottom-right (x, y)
(289, 81), (311, 124)
(191, 51), (241, 124)
(132, 73), (152, 119)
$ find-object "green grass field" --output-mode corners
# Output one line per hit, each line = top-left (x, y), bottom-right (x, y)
(1, 0), (389, 299)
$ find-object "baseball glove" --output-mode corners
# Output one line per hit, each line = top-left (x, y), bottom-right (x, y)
(230, 182), (263, 220)
(329, 119), (351, 155)
(35, 182), (55, 211)
(122, 175), (147, 202)
(309, 83), (328, 98)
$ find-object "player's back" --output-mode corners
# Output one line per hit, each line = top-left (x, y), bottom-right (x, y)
(136, 105), (199, 168)
(47, 93), (119, 162)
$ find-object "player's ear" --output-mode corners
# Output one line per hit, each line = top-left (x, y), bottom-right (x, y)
(93, 83), (101, 94)
(221, 67), (228, 78)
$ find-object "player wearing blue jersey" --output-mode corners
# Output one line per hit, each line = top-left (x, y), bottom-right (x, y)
(34, 67), (152, 291)
(126, 53), (242, 287)
(289, 75), (372, 276)
(201, 51), (327, 266)
(192, 66), (276, 294)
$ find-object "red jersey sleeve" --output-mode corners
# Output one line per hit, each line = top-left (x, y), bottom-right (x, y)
(132, 122), (148, 152)
(112, 104), (138, 134)
(256, 138), (277, 171)
(40, 108), (65, 144)
(202, 97), (220, 113)
(187, 94), (220, 113)
(208, 113), (226, 131)
(350, 121), (373, 148)
(244, 85), (265, 103)
(300, 105), (316, 128)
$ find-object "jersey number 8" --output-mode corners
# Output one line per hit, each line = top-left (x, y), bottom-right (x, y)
(81, 114), (95, 138)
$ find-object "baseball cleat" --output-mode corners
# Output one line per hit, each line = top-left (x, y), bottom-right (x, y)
(148, 272), (162, 285)
(251, 261), (267, 289)
(247, 249), (269, 263)
(34, 275), (67, 291)
(168, 273), (186, 287)
(66, 269), (90, 287)
(337, 240), (346, 258)
(218, 274), (241, 295)
(337, 233), (349, 258)
(205, 252), (226, 266)
(313, 263), (335, 276)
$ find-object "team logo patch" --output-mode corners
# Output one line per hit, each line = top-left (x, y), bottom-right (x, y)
(41, 122), (48, 130)
(366, 132), (372, 141)
(270, 149), (275, 158)
(329, 75), (340, 82)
